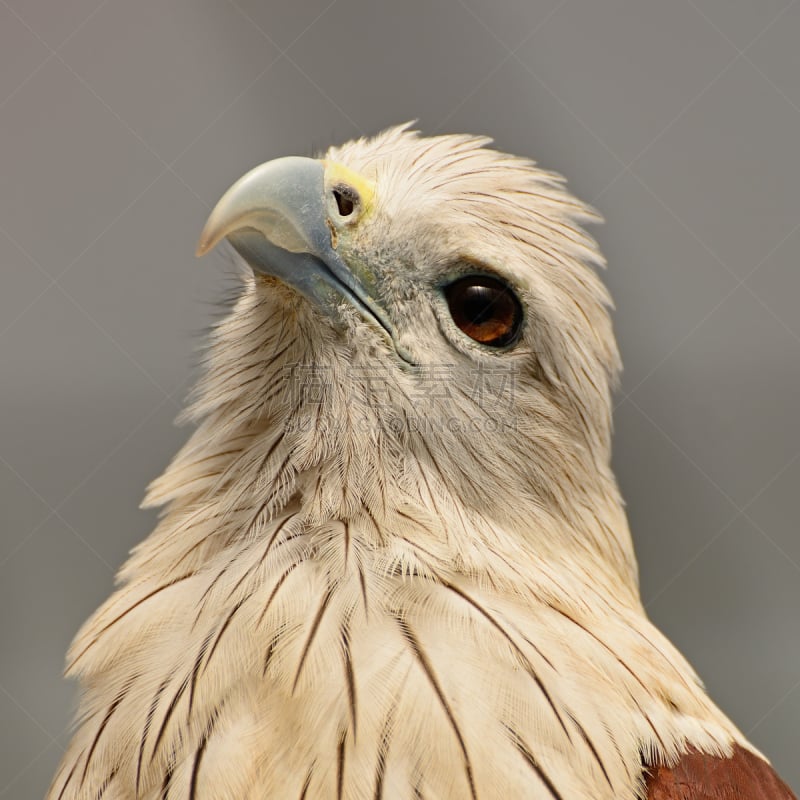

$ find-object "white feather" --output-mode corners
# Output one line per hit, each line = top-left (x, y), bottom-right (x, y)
(49, 126), (753, 800)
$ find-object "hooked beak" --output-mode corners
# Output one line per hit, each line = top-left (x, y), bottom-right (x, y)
(196, 156), (407, 359)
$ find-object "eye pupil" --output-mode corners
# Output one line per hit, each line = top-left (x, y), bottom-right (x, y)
(462, 286), (497, 325)
(444, 275), (522, 347)
(333, 187), (355, 216)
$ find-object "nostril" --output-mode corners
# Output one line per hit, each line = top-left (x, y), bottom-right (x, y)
(333, 186), (356, 217)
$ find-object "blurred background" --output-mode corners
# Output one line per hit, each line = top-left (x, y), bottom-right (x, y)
(1, 0), (798, 795)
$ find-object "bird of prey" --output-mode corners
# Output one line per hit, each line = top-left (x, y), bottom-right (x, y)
(49, 125), (796, 799)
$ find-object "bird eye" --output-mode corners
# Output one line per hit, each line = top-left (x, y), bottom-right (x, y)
(332, 184), (357, 217)
(444, 275), (523, 347)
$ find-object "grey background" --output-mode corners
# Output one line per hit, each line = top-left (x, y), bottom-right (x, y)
(1, 0), (798, 796)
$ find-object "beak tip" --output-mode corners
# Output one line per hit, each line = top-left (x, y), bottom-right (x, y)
(195, 224), (219, 258)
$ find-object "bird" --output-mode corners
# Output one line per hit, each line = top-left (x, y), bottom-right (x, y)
(48, 124), (796, 800)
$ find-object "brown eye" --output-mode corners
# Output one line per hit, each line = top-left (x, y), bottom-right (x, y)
(444, 275), (523, 347)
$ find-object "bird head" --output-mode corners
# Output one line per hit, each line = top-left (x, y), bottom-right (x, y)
(183, 124), (632, 588)
(54, 127), (767, 800)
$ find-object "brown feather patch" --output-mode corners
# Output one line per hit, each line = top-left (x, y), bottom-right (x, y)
(645, 745), (796, 799)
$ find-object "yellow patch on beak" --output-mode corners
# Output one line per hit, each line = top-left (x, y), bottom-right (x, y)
(324, 161), (376, 219)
